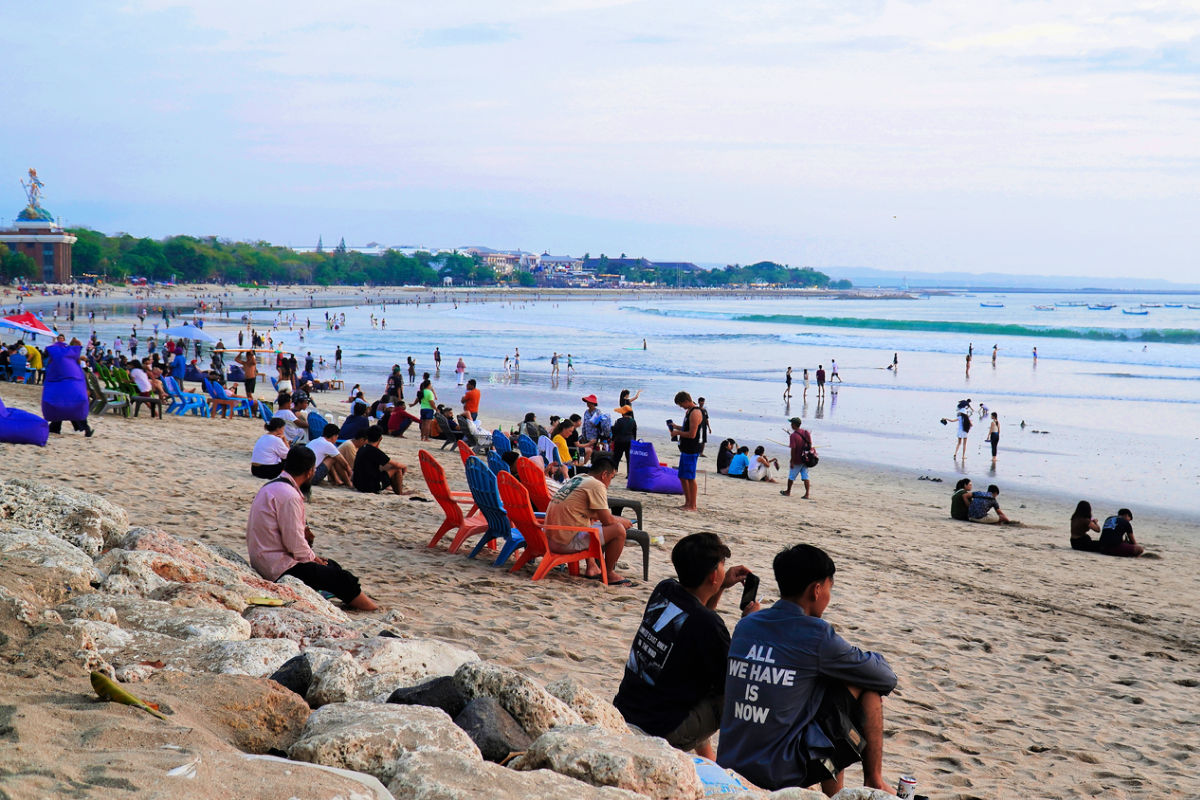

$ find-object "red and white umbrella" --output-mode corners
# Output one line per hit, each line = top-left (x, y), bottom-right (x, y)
(0, 312), (54, 338)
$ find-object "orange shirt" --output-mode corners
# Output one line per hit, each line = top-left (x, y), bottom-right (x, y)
(462, 388), (481, 414)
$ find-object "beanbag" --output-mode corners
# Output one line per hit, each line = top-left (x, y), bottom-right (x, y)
(0, 395), (49, 446)
(41, 343), (89, 422)
(626, 440), (683, 494)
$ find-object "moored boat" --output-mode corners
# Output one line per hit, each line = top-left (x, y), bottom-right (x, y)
(1122, 308), (1149, 315)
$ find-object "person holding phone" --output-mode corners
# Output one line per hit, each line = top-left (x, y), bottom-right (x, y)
(613, 532), (760, 762)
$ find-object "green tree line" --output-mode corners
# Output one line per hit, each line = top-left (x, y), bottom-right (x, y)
(0, 244), (39, 282)
(592, 257), (849, 289)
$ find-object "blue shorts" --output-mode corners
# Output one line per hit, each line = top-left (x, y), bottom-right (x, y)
(788, 465), (810, 481)
(678, 452), (699, 481)
(420, 408), (434, 421)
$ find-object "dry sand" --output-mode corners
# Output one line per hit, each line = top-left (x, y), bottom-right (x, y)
(0, 379), (1196, 799)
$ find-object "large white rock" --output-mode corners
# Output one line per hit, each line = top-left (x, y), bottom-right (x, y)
(453, 660), (583, 738)
(0, 478), (128, 556)
(303, 637), (480, 705)
(288, 701), (481, 784)
(830, 790), (895, 800)
(58, 594), (251, 641)
(0, 528), (102, 587)
(306, 652), (369, 706)
(243, 605), (360, 648)
(191, 638), (302, 677)
(387, 749), (646, 800)
(513, 724), (704, 800)
(546, 676), (630, 735)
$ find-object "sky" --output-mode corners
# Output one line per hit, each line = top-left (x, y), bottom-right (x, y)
(2, 1), (1199, 281)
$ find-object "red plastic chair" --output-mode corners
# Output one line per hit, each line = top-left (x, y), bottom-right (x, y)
(497, 471), (606, 584)
(456, 439), (474, 467)
(419, 450), (486, 549)
(514, 456), (553, 513)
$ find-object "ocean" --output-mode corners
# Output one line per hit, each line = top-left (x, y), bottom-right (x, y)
(54, 290), (1200, 519)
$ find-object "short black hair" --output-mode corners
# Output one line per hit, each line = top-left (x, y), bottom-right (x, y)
(322, 423), (340, 438)
(987, 484), (1000, 495)
(467, 379), (476, 388)
(590, 453), (616, 475)
(283, 444), (316, 476)
(774, 543), (835, 598)
(674, 391), (692, 404)
(1118, 508), (1133, 519)
(672, 532), (731, 589)
(501, 450), (520, 467)
(365, 426), (383, 443)
(265, 418), (286, 432)
(569, 413), (581, 423)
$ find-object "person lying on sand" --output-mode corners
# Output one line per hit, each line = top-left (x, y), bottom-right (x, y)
(718, 544), (896, 797)
(614, 532), (760, 761)
(247, 445), (378, 611)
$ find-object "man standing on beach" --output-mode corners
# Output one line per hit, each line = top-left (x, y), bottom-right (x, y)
(246, 445), (378, 611)
(780, 417), (815, 499)
(334, 346), (342, 369)
(461, 379), (481, 421)
(669, 391), (703, 512)
(551, 352), (560, 377)
(815, 365), (826, 398)
(784, 367), (792, 400)
(697, 397), (711, 457)
(718, 544), (896, 796)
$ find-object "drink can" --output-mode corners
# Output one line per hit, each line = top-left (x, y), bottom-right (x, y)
(896, 774), (917, 799)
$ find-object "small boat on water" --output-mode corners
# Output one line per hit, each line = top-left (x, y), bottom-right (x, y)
(1163, 303), (1183, 308)
(1188, 304), (1200, 310)
(1140, 303), (1161, 308)
(1033, 305), (1055, 311)
(979, 302), (1005, 308)
(1088, 304), (1115, 310)
(1122, 308), (1149, 315)
(1055, 301), (1087, 307)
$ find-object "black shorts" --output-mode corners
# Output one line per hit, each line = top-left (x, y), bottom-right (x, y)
(245, 378), (257, 394)
(251, 463), (284, 479)
(1071, 536), (1101, 552)
(282, 558), (361, 604)
(799, 683), (868, 786)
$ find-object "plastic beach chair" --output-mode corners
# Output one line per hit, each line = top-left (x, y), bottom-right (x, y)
(487, 450), (510, 474)
(307, 410), (330, 441)
(491, 430), (511, 456)
(516, 433), (538, 458)
(203, 377), (251, 419)
(514, 456), (553, 513)
(463, 456), (525, 567)
(456, 439), (474, 467)
(419, 450), (486, 550)
(498, 472), (607, 584)
(164, 376), (209, 417)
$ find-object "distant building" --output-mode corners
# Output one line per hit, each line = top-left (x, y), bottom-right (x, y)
(0, 168), (75, 283)
(537, 253), (583, 273)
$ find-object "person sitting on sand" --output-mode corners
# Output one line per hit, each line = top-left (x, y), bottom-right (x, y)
(246, 445), (378, 611)
(339, 402), (371, 442)
(614, 532), (759, 761)
(950, 477), (972, 521)
(1070, 501), (1102, 552)
(307, 423), (351, 487)
(387, 400), (420, 437)
(968, 483), (1012, 524)
(716, 439), (736, 475)
(1099, 508), (1144, 557)
(273, 393), (308, 444)
(545, 453), (631, 585)
(351, 426), (409, 495)
(749, 446), (780, 483)
(718, 544), (897, 796)
(727, 446), (751, 478)
(250, 418), (291, 479)
(338, 429), (367, 471)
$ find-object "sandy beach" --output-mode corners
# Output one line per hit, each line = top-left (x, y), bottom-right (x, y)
(0, 366), (1196, 798)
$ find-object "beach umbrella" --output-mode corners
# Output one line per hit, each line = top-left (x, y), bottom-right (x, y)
(0, 312), (53, 338)
(161, 323), (217, 342)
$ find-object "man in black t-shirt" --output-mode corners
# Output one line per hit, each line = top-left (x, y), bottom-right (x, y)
(611, 405), (638, 474)
(1099, 509), (1143, 557)
(352, 426), (409, 495)
(614, 532), (760, 761)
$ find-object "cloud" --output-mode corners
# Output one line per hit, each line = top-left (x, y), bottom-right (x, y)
(417, 23), (518, 47)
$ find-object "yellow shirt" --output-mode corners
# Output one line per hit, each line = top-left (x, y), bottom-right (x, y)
(23, 346), (43, 369)
(552, 434), (571, 463)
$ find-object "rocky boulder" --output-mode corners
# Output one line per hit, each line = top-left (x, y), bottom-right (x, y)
(243, 605), (360, 647)
(828, 790), (895, 800)
(57, 594), (251, 641)
(303, 637), (479, 705)
(546, 676), (629, 734)
(453, 696), (533, 762)
(513, 724), (704, 800)
(387, 674), (468, 718)
(0, 478), (128, 556)
(387, 749), (646, 800)
(453, 660), (582, 739)
(288, 700), (481, 784)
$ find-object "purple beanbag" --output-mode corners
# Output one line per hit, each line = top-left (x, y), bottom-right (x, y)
(41, 342), (89, 422)
(0, 395), (49, 446)
(626, 440), (684, 495)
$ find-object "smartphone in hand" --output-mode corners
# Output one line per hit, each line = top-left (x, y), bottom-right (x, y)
(740, 572), (760, 610)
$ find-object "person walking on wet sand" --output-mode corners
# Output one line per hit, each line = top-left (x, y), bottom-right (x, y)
(783, 366), (793, 400)
(987, 411), (1000, 466)
(781, 417), (815, 499)
(830, 359), (842, 383)
(815, 365), (826, 397)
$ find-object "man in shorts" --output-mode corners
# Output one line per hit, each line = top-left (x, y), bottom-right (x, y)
(781, 417), (815, 499)
(545, 453), (632, 584)
(718, 544), (896, 796)
(669, 391), (703, 511)
(815, 365), (826, 397)
(614, 532), (760, 760)
(307, 423), (351, 487)
(352, 426), (409, 495)
(246, 446), (378, 611)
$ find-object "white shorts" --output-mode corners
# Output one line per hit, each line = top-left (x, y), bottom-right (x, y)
(549, 524), (605, 554)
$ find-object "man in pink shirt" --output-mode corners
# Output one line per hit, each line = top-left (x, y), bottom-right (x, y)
(246, 446), (378, 611)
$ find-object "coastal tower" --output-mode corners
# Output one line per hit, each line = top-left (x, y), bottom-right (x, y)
(0, 168), (76, 284)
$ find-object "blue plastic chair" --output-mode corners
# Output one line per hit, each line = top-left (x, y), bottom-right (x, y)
(464, 456), (525, 567)
(164, 376), (210, 416)
(516, 433), (538, 458)
(258, 399), (273, 423)
(203, 377), (252, 418)
(492, 430), (511, 456)
(8, 352), (27, 383)
(308, 410), (329, 441)
(487, 450), (510, 474)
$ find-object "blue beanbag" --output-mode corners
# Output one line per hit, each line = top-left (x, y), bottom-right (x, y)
(625, 440), (683, 494)
(0, 395), (49, 446)
(41, 343), (89, 422)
